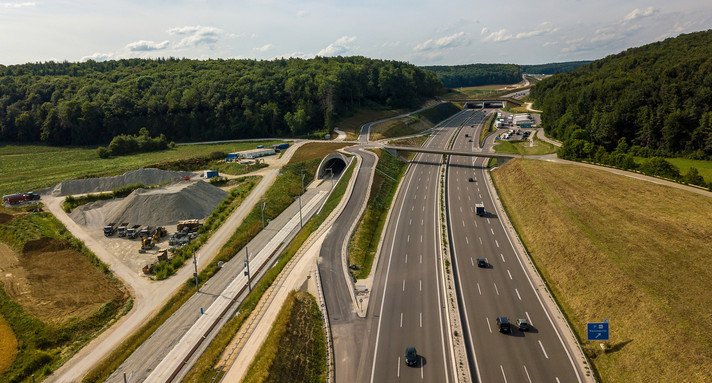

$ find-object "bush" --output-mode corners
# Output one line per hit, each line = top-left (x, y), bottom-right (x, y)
(97, 146), (110, 158)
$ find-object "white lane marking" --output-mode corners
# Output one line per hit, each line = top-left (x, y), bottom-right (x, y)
(416, 186), (419, 191)
(398, 357), (401, 377)
(400, 313), (403, 328)
(414, 194), (417, 199)
(526, 311), (533, 326)
(556, 378), (561, 383)
(516, 288), (522, 300)
(477, 187), (480, 192)
(460, 207), (462, 213)
(462, 220), (465, 227)
(424, 195), (427, 200)
(407, 235), (410, 242)
(468, 195), (471, 201)
(501, 253), (505, 262)
(487, 218), (491, 224)
(458, 195), (461, 201)
(491, 228), (495, 235)
(420, 312), (423, 327)
(422, 206), (425, 212)
(420, 280), (422, 291)
(411, 206), (414, 211)
(523, 365), (533, 383)
(465, 237), (469, 244)
(500, 365), (508, 383)
(421, 219), (424, 225)
(486, 317), (492, 333)
(420, 254), (422, 264)
(494, 283), (500, 295)
(420, 235), (423, 243)
(495, 240), (500, 248)
(479, 237), (483, 245)
(474, 220), (478, 228)
(403, 280), (406, 292)
(507, 270), (513, 280)
(470, 257), (474, 266)
(479, 194), (482, 199)
(477, 283), (481, 295)
(405, 254), (408, 263)
(539, 340), (549, 359)
(409, 219), (412, 225)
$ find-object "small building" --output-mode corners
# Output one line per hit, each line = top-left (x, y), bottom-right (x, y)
(513, 114), (534, 129)
(226, 148), (276, 161)
(203, 170), (219, 178)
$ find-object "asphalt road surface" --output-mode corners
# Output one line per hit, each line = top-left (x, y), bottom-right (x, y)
(447, 110), (583, 382)
(366, 110), (481, 383)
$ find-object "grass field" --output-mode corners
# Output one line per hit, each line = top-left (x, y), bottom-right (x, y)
(633, 157), (712, 184)
(242, 290), (326, 383)
(0, 314), (17, 376)
(0, 206), (128, 382)
(349, 149), (408, 279)
(287, 142), (355, 164)
(333, 108), (406, 140)
(0, 140), (284, 197)
(494, 137), (558, 156)
(182, 160), (355, 382)
(491, 159), (712, 383)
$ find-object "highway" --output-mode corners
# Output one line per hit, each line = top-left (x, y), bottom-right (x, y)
(446, 111), (583, 382)
(366, 109), (481, 382)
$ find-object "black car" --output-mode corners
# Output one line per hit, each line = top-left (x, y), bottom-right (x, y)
(516, 318), (529, 331)
(477, 258), (487, 268)
(405, 346), (418, 366)
(496, 316), (511, 333)
(468, 177), (475, 182)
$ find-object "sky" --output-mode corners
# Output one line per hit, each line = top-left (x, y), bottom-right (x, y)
(1, 0), (711, 66)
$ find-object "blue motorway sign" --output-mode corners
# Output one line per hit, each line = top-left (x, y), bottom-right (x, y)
(587, 322), (609, 341)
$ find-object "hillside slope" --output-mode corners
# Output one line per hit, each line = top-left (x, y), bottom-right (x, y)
(531, 30), (712, 157)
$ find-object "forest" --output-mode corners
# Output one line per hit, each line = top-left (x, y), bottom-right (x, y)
(0, 56), (443, 146)
(531, 30), (712, 159)
(521, 61), (592, 74)
(422, 64), (522, 88)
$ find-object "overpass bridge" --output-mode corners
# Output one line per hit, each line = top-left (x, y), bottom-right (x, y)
(383, 145), (518, 159)
(442, 97), (524, 109)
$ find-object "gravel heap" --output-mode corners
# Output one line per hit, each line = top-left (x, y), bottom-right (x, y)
(42, 168), (193, 196)
(70, 181), (227, 228)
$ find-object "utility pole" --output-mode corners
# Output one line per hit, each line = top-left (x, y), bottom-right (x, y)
(261, 201), (266, 228)
(244, 247), (251, 292)
(301, 169), (306, 194)
(298, 195), (303, 228)
(193, 250), (199, 293)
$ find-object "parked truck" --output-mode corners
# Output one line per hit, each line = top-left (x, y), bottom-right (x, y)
(475, 203), (486, 217)
(117, 222), (129, 237)
(139, 226), (155, 238)
(127, 225), (141, 239)
(177, 219), (202, 233)
(103, 222), (117, 236)
(2, 192), (40, 205)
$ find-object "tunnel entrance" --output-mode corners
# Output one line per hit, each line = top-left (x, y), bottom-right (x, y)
(316, 152), (349, 181)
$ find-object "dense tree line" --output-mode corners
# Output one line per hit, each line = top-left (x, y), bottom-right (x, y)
(422, 64), (522, 88)
(521, 61), (592, 75)
(531, 30), (712, 159)
(0, 56), (443, 146)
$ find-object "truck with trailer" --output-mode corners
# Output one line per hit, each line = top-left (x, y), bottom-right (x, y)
(117, 222), (129, 237)
(103, 222), (117, 236)
(177, 219), (202, 233)
(475, 203), (486, 217)
(3, 192), (40, 205)
(127, 225), (142, 239)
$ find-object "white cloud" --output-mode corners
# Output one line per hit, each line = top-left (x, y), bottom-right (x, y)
(317, 36), (356, 56)
(1, 2), (34, 8)
(167, 25), (226, 48)
(515, 22), (557, 39)
(414, 32), (468, 51)
(281, 51), (315, 60)
(543, 41), (558, 47)
(481, 29), (512, 42)
(254, 44), (272, 52)
(126, 40), (170, 52)
(622, 7), (657, 24)
(590, 33), (617, 43)
(480, 27), (488, 35)
(80, 52), (113, 62)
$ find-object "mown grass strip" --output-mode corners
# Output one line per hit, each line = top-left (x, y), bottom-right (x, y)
(182, 160), (355, 383)
(370, 103), (460, 140)
(494, 136), (557, 156)
(82, 158), (329, 383)
(242, 291), (326, 383)
(348, 149), (408, 279)
(0, 314), (18, 376)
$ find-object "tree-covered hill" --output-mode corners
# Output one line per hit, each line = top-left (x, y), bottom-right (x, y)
(521, 61), (592, 74)
(422, 64), (522, 88)
(531, 30), (712, 158)
(0, 57), (443, 146)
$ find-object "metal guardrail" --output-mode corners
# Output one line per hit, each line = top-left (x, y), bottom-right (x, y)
(314, 261), (335, 383)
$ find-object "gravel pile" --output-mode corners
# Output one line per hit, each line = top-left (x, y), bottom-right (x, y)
(42, 168), (193, 196)
(70, 181), (227, 228)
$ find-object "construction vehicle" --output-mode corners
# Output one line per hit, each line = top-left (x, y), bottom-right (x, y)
(103, 222), (117, 236)
(177, 219), (202, 233)
(142, 263), (155, 275)
(3, 192), (40, 205)
(139, 226), (155, 238)
(157, 249), (168, 262)
(140, 236), (154, 251)
(117, 222), (129, 237)
(476, 203), (486, 217)
(152, 227), (167, 242)
(127, 225), (142, 239)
